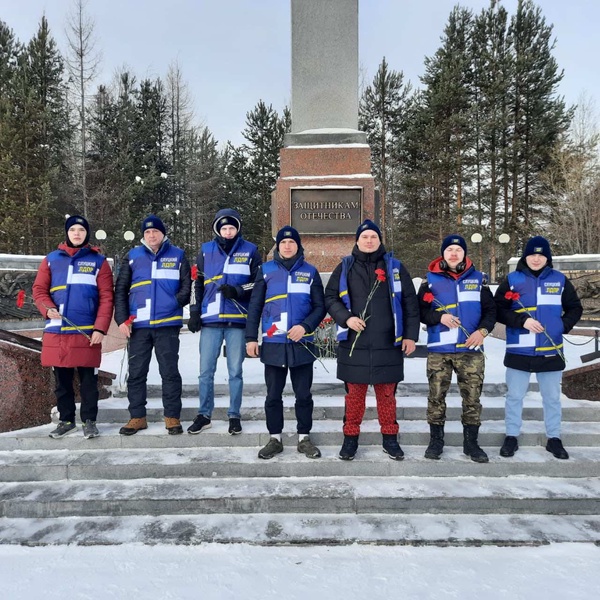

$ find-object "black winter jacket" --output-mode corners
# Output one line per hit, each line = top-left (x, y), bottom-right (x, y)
(325, 245), (420, 384)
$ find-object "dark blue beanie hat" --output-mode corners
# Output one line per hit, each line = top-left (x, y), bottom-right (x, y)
(276, 225), (301, 248)
(65, 215), (90, 247)
(356, 219), (382, 241)
(65, 215), (90, 236)
(523, 236), (552, 262)
(141, 214), (166, 236)
(441, 234), (467, 256)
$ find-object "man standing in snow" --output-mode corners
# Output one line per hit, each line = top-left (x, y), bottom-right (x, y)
(245, 226), (326, 459)
(418, 234), (496, 463)
(494, 236), (582, 460)
(115, 215), (191, 436)
(187, 209), (262, 436)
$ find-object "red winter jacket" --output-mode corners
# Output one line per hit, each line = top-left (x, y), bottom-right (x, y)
(33, 243), (114, 368)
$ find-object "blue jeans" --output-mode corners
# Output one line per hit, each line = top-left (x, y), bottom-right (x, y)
(505, 368), (563, 438)
(198, 326), (245, 419)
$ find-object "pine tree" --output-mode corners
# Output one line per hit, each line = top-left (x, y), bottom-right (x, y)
(471, 0), (512, 279)
(359, 57), (412, 243)
(508, 0), (570, 244)
(227, 100), (288, 257)
(420, 6), (475, 234)
(9, 17), (73, 254)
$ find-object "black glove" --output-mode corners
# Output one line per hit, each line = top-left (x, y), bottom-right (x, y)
(188, 312), (201, 333)
(218, 284), (239, 300)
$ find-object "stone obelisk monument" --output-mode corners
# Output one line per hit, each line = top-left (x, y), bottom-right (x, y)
(272, 0), (376, 271)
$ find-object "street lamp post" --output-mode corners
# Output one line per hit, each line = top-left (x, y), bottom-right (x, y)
(95, 229), (135, 279)
(470, 232), (511, 283)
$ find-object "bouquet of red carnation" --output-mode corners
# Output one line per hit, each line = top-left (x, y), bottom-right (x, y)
(422, 290), (484, 354)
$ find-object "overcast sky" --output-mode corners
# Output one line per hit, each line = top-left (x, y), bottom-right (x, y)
(2, 1), (598, 145)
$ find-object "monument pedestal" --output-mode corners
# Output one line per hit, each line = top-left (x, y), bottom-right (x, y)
(272, 132), (376, 272)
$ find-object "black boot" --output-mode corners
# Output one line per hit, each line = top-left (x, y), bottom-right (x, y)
(463, 424), (489, 463)
(424, 424), (444, 460)
(339, 435), (359, 460)
(382, 434), (405, 461)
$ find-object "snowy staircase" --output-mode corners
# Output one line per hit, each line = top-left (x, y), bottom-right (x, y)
(1, 391), (600, 546)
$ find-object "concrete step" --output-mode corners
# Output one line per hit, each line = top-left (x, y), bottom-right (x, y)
(0, 513), (598, 546)
(2, 445), (600, 482)
(94, 394), (600, 423)
(111, 381), (518, 399)
(2, 476), (599, 518)
(2, 419), (600, 451)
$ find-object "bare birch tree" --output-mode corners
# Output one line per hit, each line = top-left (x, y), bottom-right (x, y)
(65, 0), (101, 217)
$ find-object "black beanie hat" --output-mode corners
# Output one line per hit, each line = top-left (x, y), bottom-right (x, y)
(441, 234), (467, 256)
(141, 214), (166, 236)
(276, 225), (301, 249)
(65, 215), (90, 246)
(523, 236), (552, 262)
(355, 219), (382, 241)
(213, 212), (241, 237)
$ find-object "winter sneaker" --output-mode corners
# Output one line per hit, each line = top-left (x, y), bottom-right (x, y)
(463, 424), (489, 463)
(297, 437), (322, 459)
(546, 437), (569, 460)
(119, 417), (148, 436)
(187, 414), (211, 434)
(382, 434), (405, 461)
(228, 418), (242, 435)
(82, 420), (99, 439)
(500, 435), (519, 457)
(424, 424), (444, 460)
(338, 435), (359, 460)
(258, 437), (284, 459)
(49, 421), (77, 439)
(165, 417), (183, 435)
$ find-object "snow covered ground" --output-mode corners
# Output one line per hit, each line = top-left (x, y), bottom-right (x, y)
(100, 328), (598, 387)
(2, 543), (599, 599)
(2, 329), (599, 599)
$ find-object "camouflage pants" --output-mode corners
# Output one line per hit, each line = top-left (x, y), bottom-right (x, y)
(426, 352), (485, 426)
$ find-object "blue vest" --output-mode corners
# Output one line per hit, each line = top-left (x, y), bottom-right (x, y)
(260, 257), (317, 344)
(426, 268), (484, 353)
(127, 241), (185, 329)
(505, 268), (566, 356)
(336, 252), (404, 346)
(45, 247), (106, 334)
(201, 237), (257, 326)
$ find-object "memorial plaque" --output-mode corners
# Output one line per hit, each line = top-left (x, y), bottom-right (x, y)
(290, 188), (362, 234)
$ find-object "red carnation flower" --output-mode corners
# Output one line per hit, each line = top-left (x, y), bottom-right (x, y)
(191, 265), (198, 281)
(511, 292), (520, 301)
(16, 290), (26, 308)
(267, 324), (278, 338)
(124, 315), (136, 326)
(423, 292), (435, 303)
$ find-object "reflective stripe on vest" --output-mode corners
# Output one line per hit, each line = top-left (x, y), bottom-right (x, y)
(426, 268), (483, 353)
(261, 258), (317, 343)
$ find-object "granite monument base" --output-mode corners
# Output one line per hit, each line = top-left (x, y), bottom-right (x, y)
(563, 362), (600, 401)
(272, 132), (376, 272)
(0, 330), (116, 433)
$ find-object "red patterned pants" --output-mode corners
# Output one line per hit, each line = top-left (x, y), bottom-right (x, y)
(343, 382), (399, 436)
